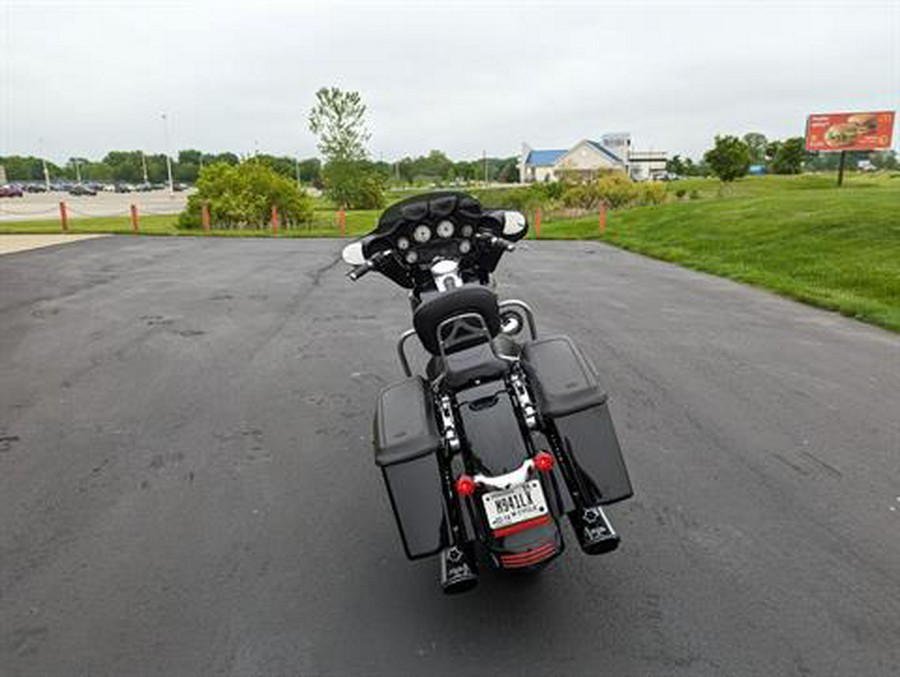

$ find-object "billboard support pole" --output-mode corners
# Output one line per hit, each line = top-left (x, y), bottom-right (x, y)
(837, 150), (846, 188)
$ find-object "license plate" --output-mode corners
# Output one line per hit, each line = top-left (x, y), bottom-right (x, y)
(482, 480), (548, 530)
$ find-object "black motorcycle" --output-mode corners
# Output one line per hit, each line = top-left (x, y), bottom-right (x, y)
(343, 192), (633, 594)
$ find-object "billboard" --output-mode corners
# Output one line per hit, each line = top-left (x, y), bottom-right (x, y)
(805, 111), (895, 151)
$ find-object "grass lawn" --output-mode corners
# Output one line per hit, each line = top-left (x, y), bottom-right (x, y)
(536, 173), (900, 331)
(2, 173), (898, 331)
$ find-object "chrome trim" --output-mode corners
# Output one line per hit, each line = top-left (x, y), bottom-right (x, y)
(431, 260), (463, 292)
(499, 299), (537, 340)
(509, 371), (538, 429)
(396, 328), (418, 377)
(438, 395), (460, 452)
(473, 457), (535, 490)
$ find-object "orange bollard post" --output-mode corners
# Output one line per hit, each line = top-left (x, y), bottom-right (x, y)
(599, 204), (606, 236)
(535, 208), (541, 239)
(59, 201), (68, 232)
(130, 204), (139, 234)
(339, 209), (346, 237)
(271, 205), (279, 236)
(201, 202), (211, 233)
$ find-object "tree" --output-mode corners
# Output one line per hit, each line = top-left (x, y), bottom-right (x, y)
(771, 137), (805, 174)
(869, 150), (898, 170)
(308, 87), (383, 208)
(296, 158), (322, 185)
(704, 135), (750, 182)
(666, 154), (686, 175)
(742, 132), (768, 164)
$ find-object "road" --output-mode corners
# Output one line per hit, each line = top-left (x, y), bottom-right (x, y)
(1, 237), (898, 676)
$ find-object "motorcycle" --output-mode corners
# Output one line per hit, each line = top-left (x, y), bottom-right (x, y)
(342, 192), (634, 594)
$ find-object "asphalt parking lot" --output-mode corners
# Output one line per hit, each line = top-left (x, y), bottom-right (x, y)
(0, 190), (189, 222)
(1, 237), (898, 676)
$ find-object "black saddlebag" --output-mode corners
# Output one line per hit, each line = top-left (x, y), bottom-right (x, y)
(374, 376), (450, 559)
(522, 336), (633, 506)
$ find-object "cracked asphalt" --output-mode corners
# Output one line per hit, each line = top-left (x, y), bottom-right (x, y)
(1, 236), (898, 676)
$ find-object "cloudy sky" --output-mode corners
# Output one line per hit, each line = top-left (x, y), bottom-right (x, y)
(1, 0), (897, 164)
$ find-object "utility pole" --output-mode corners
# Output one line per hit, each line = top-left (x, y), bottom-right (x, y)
(483, 150), (487, 186)
(295, 154), (301, 187)
(75, 159), (82, 184)
(141, 151), (149, 183)
(161, 113), (174, 194)
(38, 137), (50, 190)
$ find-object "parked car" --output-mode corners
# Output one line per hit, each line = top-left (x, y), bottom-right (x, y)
(0, 185), (25, 197)
(114, 183), (133, 193)
(68, 184), (97, 196)
(24, 183), (48, 193)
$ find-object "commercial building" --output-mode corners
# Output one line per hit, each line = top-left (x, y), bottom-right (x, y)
(519, 134), (667, 182)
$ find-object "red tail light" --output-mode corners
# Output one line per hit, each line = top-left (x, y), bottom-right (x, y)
(455, 474), (476, 496)
(533, 451), (555, 473)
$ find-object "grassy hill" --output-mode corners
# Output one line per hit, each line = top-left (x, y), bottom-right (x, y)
(536, 174), (900, 331)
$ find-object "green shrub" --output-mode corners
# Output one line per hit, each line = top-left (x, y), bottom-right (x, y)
(178, 160), (314, 229)
(675, 188), (687, 199)
(562, 172), (638, 210)
(638, 182), (668, 206)
(689, 189), (700, 200)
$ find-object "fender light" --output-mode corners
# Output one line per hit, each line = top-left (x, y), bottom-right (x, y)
(533, 452), (555, 473)
(455, 474), (476, 496)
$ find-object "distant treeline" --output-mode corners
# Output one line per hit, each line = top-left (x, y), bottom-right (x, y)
(0, 149), (520, 185)
(668, 133), (898, 177)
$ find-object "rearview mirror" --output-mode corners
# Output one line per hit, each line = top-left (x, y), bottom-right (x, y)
(502, 211), (527, 237)
(342, 241), (366, 266)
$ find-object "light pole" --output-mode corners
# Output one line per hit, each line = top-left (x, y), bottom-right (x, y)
(141, 151), (148, 184)
(161, 113), (174, 194)
(38, 137), (50, 190)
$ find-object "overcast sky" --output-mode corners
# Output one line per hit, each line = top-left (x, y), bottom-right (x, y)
(2, 0), (898, 164)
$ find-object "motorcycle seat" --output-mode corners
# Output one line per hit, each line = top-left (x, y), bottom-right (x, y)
(430, 342), (509, 390)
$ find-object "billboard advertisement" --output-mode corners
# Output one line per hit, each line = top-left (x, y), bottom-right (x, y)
(805, 111), (895, 151)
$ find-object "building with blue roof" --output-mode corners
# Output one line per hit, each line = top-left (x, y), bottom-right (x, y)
(520, 134), (667, 182)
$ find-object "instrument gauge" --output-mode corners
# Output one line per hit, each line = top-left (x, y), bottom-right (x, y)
(459, 239), (471, 254)
(437, 220), (454, 239)
(461, 224), (474, 238)
(406, 251), (419, 264)
(396, 236), (410, 251)
(413, 224), (431, 243)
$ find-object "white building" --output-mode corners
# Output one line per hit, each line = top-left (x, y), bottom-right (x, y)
(519, 134), (667, 182)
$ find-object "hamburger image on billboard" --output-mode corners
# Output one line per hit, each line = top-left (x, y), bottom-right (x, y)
(806, 111), (895, 152)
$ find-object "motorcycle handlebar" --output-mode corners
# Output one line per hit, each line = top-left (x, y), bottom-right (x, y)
(347, 262), (372, 281)
(476, 231), (516, 252)
(346, 248), (394, 282)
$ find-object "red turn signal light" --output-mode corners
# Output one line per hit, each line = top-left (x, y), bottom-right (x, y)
(533, 452), (555, 473)
(455, 474), (476, 496)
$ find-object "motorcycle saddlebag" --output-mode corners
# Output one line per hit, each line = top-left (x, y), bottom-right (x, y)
(522, 336), (633, 506)
(374, 376), (451, 559)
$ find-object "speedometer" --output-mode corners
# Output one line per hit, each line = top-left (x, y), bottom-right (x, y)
(413, 225), (431, 243)
(436, 220), (454, 239)
(396, 236), (410, 251)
